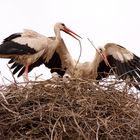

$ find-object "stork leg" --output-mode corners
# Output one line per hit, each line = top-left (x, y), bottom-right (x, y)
(25, 64), (29, 81)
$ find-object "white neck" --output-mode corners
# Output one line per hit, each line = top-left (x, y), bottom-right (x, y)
(54, 26), (61, 43)
(89, 52), (102, 78)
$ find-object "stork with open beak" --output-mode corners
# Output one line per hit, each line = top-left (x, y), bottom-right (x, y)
(0, 22), (81, 80)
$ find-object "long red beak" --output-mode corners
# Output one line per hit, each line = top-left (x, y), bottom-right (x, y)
(100, 51), (110, 66)
(63, 27), (82, 40)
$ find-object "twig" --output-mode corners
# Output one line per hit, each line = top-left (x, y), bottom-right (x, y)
(96, 119), (100, 140)
(73, 40), (82, 74)
(60, 119), (66, 132)
(1, 103), (19, 115)
(87, 38), (100, 53)
(72, 111), (88, 140)
(51, 116), (61, 140)
(3, 76), (15, 84)
(6, 64), (17, 84)
(0, 71), (6, 86)
(0, 92), (9, 105)
(34, 74), (43, 81)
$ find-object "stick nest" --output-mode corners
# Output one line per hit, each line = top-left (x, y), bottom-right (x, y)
(0, 79), (140, 140)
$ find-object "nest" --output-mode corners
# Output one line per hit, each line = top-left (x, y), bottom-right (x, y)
(0, 78), (140, 140)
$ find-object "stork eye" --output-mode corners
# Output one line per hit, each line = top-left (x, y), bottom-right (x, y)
(99, 48), (102, 52)
(61, 23), (65, 27)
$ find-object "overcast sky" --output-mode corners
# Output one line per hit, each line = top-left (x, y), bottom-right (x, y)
(0, 0), (140, 84)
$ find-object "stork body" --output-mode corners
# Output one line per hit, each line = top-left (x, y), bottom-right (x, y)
(0, 23), (81, 80)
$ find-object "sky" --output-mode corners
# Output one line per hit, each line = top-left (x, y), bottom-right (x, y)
(0, 0), (140, 84)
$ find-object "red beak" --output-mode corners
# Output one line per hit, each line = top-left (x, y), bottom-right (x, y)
(63, 27), (82, 40)
(100, 52), (110, 66)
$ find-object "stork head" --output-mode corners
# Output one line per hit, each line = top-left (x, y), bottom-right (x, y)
(98, 47), (110, 66)
(54, 22), (82, 40)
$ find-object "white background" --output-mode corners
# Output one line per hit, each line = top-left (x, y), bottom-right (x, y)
(0, 0), (140, 84)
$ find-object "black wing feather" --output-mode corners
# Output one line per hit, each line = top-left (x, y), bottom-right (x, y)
(44, 51), (66, 77)
(3, 33), (21, 43)
(0, 32), (37, 55)
(8, 58), (15, 64)
(0, 41), (36, 55)
(10, 62), (21, 69)
(8, 51), (66, 77)
(12, 65), (24, 75)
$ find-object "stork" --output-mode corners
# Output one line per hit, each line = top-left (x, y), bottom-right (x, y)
(96, 43), (140, 90)
(9, 37), (76, 79)
(9, 42), (140, 90)
(0, 22), (81, 80)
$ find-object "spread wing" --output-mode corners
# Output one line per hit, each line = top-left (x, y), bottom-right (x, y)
(96, 43), (140, 90)
(6, 35), (71, 78)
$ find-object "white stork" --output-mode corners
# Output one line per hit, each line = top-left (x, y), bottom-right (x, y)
(0, 22), (81, 80)
(9, 37), (76, 78)
(9, 42), (140, 90)
(96, 43), (140, 90)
